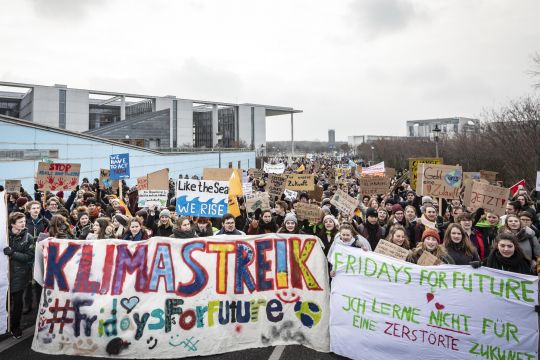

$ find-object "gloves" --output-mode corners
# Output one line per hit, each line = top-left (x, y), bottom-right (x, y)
(34, 184), (39, 192)
(3, 247), (13, 256)
(469, 261), (481, 269)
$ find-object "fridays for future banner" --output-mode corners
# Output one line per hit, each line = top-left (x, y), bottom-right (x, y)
(329, 244), (539, 360)
(32, 235), (330, 358)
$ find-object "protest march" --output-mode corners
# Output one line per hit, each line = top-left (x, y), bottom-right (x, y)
(1, 153), (540, 360)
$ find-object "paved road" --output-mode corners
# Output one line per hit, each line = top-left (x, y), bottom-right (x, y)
(0, 331), (348, 360)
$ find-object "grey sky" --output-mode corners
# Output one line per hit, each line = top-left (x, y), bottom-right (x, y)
(1, 0), (539, 141)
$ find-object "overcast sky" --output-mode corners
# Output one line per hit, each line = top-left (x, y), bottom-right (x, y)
(1, 0), (539, 141)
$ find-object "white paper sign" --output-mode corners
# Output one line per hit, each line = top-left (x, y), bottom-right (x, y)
(242, 182), (253, 197)
(328, 244), (539, 360)
(0, 191), (8, 333)
(283, 189), (298, 201)
(536, 171), (540, 191)
(138, 189), (168, 208)
(264, 162), (286, 174)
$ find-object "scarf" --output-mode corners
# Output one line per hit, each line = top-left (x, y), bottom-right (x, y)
(172, 228), (196, 239)
(490, 251), (527, 272)
(419, 214), (437, 230)
(364, 221), (380, 248)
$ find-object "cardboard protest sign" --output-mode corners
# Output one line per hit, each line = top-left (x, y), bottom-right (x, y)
(308, 185), (324, 202)
(147, 168), (169, 190)
(283, 189), (298, 201)
(335, 168), (351, 178)
(109, 153), (130, 180)
(248, 168), (263, 179)
(137, 176), (148, 191)
(416, 251), (441, 266)
(263, 162), (285, 174)
(203, 168), (233, 181)
(36, 162), (81, 191)
(537, 171), (540, 191)
(295, 202), (322, 223)
(99, 169), (113, 190)
(360, 176), (391, 196)
(385, 167), (396, 179)
(416, 163), (462, 199)
(409, 157), (443, 190)
(32, 235), (330, 358)
(330, 189), (359, 216)
(0, 191), (8, 333)
(373, 239), (410, 261)
(285, 174), (315, 191)
(464, 181), (510, 216)
(480, 170), (498, 184)
(4, 179), (21, 192)
(176, 179), (229, 218)
(267, 174), (286, 198)
(138, 189), (168, 208)
(329, 244), (539, 360)
(245, 192), (271, 212)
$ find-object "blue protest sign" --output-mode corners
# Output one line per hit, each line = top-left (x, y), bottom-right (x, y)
(109, 153), (130, 180)
(176, 179), (229, 218)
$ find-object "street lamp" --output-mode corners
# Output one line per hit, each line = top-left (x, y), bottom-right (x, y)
(432, 124), (441, 158)
(216, 132), (223, 167)
(370, 146), (375, 164)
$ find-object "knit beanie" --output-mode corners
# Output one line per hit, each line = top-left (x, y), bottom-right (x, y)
(114, 214), (129, 227)
(284, 213), (298, 225)
(422, 196), (433, 205)
(366, 207), (378, 218)
(117, 205), (127, 215)
(391, 204), (404, 214)
(323, 214), (339, 227)
(421, 228), (440, 243)
(159, 209), (171, 218)
(16, 197), (28, 208)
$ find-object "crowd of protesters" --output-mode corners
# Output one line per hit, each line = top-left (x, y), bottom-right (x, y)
(1, 156), (540, 338)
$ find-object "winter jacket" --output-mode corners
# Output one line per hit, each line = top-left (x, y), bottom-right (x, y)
(8, 229), (35, 292)
(445, 242), (480, 265)
(357, 222), (384, 251)
(515, 227), (540, 262)
(486, 250), (533, 275)
(26, 215), (49, 239)
(123, 230), (149, 241)
(75, 223), (92, 240)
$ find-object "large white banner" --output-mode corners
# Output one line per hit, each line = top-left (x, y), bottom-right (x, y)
(361, 161), (385, 176)
(0, 190), (8, 333)
(263, 162), (286, 174)
(32, 235), (330, 358)
(329, 244), (539, 360)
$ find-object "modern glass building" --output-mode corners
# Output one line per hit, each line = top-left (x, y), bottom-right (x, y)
(0, 81), (302, 151)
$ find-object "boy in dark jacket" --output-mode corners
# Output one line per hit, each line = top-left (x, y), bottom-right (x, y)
(4, 212), (35, 338)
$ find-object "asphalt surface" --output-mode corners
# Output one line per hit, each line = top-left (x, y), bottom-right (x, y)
(1, 334), (348, 360)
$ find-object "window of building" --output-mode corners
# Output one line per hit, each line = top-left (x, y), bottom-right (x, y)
(59, 89), (66, 129)
(172, 100), (178, 148)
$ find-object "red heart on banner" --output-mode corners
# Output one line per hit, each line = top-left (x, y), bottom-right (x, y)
(435, 303), (445, 310)
(426, 293), (435, 303)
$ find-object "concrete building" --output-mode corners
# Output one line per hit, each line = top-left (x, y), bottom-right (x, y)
(406, 117), (479, 138)
(0, 81), (301, 151)
(347, 135), (408, 147)
(0, 114), (255, 191)
(328, 129), (336, 150)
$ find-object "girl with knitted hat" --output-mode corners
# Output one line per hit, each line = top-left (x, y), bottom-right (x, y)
(317, 214), (339, 256)
(407, 228), (455, 265)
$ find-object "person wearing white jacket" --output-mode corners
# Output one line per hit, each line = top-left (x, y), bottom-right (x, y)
(328, 223), (371, 277)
